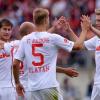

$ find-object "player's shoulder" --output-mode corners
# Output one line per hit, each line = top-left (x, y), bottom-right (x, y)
(22, 32), (36, 39)
(22, 32), (52, 38)
(50, 33), (61, 37)
(5, 40), (20, 46)
(49, 33), (63, 39)
(21, 34), (31, 41)
(89, 36), (99, 41)
(13, 40), (20, 46)
(13, 40), (20, 44)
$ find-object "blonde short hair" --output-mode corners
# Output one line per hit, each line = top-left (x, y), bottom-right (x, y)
(33, 8), (49, 25)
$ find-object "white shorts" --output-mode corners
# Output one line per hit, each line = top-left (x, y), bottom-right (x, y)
(0, 87), (16, 100)
(91, 85), (100, 100)
(17, 87), (63, 100)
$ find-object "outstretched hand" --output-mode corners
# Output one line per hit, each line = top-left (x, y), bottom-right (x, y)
(81, 15), (91, 31)
(64, 67), (79, 77)
(63, 19), (72, 32)
(16, 83), (25, 97)
(53, 16), (66, 30)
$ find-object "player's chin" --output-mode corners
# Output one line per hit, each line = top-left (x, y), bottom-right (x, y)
(3, 36), (10, 40)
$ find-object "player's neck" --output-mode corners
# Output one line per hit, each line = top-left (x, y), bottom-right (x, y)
(0, 38), (9, 42)
(35, 25), (47, 32)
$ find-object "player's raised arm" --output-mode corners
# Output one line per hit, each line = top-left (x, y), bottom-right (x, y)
(48, 16), (78, 42)
(72, 15), (90, 50)
(63, 20), (78, 42)
(56, 67), (79, 77)
(48, 16), (66, 33)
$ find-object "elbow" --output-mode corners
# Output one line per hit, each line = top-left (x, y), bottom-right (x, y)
(73, 44), (84, 50)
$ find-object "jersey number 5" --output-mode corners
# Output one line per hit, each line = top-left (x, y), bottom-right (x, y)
(32, 44), (44, 67)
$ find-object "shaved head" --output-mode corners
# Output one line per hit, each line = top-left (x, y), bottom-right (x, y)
(19, 22), (35, 37)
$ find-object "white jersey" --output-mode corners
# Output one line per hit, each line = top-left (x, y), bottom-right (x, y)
(15, 32), (74, 91)
(0, 48), (13, 87)
(84, 36), (100, 85)
(4, 40), (28, 89)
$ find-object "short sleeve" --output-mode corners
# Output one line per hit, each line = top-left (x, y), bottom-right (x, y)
(14, 39), (25, 61)
(51, 34), (74, 52)
(84, 36), (97, 50)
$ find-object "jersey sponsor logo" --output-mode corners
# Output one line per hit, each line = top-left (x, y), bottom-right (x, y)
(29, 65), (50, 73)
(96, 46), (100, 51)
(0, 53), (10, 58)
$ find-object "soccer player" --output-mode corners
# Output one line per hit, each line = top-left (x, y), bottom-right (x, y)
(13, 8), (89, 100)
(0, 19), (16, 100)
(58, 9), (100, 100)
(18, 22), (79, 99)
(2, 22), (36, 100)
(84, 9), (100, 100)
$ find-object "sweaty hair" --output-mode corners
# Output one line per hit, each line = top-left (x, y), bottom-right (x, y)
(0, 19), (13, 28)
(33, 8), (49, 25)
(95, 9), (100, 15)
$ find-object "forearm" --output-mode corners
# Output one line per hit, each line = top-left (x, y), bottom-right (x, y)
(68, 29), (78, 41)
(56, 67), (66, 73)
(77, 30), (87, 44)
(56, 67), (79, 77)
(91, 26), (100, 37)
(13, 63), (20, 84)
(73, 30), (87, 50)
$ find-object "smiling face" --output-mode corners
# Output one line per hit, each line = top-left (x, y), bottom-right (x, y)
(0, 25), (12, 41)
(0, 19), (13, 42)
